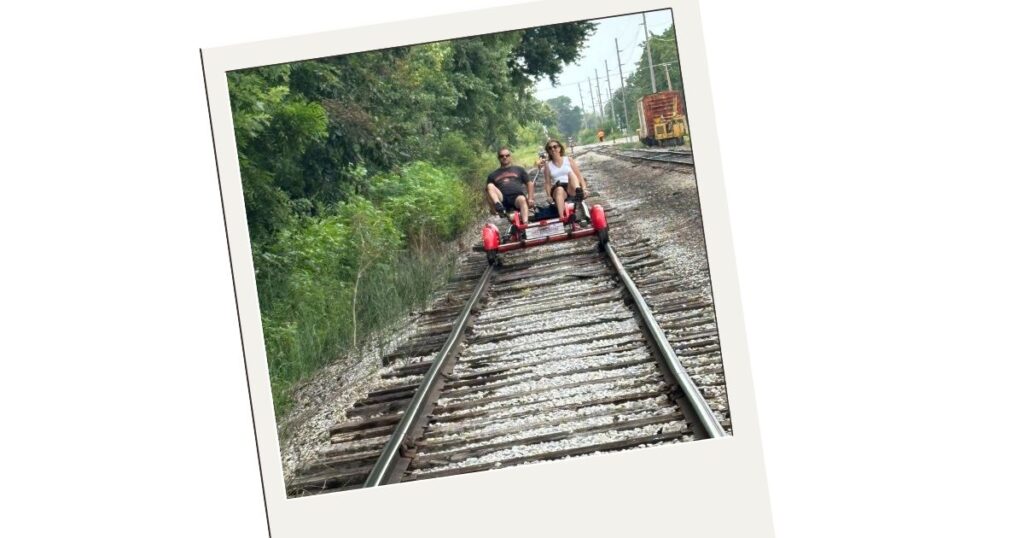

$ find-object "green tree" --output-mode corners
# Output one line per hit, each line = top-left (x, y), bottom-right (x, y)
(545, 95), (583, 137)
(511, 22), (597, 86)
(227, 67), (329, 247)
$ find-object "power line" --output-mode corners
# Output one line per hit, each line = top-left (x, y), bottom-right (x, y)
(535, 61), (679, 97)
(532, 18), (680, 108)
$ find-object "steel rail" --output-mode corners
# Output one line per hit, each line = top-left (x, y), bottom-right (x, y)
(604, 244), (726, 438)
(620, 150), (692, 165)
(363, 264), (494, 487)
(599, 147), (693, 165)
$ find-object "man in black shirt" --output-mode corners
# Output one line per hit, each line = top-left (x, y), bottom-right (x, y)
(486, 147), (534, 225)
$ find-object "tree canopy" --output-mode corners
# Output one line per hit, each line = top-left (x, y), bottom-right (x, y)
(544, 95), (584, 138)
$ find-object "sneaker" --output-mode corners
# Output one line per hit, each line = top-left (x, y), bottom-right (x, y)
(574, 187), (585, 205)
(494, 201), (506, 216)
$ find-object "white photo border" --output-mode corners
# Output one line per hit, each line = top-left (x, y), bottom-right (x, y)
(202, 1), (774, 535)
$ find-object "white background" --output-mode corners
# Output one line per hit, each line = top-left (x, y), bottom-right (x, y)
(2, 1), (1022, 536)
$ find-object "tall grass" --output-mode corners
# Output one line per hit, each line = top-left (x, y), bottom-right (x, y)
(254, 161), (476, 416)
(261, 246), (458, 413)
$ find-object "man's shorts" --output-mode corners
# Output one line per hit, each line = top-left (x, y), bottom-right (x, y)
(502, 192), (525, 211)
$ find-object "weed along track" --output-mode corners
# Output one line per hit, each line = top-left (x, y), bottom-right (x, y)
(288, 197), (731, 496)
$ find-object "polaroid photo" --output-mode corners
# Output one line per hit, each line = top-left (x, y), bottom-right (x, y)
(202, 0), (773, 535)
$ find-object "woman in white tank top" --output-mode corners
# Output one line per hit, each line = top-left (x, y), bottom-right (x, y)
(542, 139), (589, 221)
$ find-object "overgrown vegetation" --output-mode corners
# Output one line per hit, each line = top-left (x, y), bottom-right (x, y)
(226, 22), (594, 415)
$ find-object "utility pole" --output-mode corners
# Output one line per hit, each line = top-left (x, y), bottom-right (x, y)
(587, 76), (597, 126)
(663, 64), (673, 91)
(605, 59), (618, 132)
(594, 69), (603, 122)
(615, 38), (630, 134)
(642, 13), (657, 93)
(577, 83), (588, 130)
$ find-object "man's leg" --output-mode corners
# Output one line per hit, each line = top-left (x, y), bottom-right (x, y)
(487, 184), (505, 214)
(515, 195), (529, 227)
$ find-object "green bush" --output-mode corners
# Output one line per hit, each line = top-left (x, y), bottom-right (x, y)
(371, 162), (476, 248)
(576, 128), (597, 145)
(432, 132), (494, 187)
(254, 163), (479, 415)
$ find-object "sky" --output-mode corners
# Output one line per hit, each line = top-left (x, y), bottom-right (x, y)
(532, 9), (676, 112)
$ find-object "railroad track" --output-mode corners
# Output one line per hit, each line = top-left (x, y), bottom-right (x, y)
(596, 146), (694, 166)
(288, 196), (729, 496)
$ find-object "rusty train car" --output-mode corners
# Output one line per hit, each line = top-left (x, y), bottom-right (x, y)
(636, 90), (688, 147)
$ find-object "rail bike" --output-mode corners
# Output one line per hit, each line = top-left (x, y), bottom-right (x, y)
(481, 197), (608, 266)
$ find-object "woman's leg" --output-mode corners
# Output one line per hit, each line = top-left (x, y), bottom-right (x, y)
(567, 171), (584, 202)
(552, 184), (568, 220)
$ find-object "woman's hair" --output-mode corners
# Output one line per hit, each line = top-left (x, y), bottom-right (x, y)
(544, 139), (566, 160)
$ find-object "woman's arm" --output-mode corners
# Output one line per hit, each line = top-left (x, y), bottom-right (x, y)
(543, 165), (553, 198)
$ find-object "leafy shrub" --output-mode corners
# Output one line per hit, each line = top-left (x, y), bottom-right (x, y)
(255, 163), (478, 415)
(370, 161), (477, 248)
(432, 132), (494, 186)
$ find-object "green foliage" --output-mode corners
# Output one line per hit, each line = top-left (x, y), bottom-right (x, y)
(545, 95), (583, 137)
(576, 128), (597, 145)
(257, 214), (354, 409)
(511, 22), (597, 86)
(228, 67), (330, 246)
(225, 22), (594, 416)
(252, 164), (478, 414)
(432, 132), (494, 183)
(371, 162), (477, 247)
(515, 121), (554, 150)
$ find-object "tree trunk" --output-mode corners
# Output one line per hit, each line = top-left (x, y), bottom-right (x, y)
(352, 269), (361, 347)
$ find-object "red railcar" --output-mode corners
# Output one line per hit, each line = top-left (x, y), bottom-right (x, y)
(481, 201), (608, 266)
(636, 91), (688, 146)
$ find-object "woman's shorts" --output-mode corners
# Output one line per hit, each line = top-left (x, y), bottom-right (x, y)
(549, 181), (570, 198)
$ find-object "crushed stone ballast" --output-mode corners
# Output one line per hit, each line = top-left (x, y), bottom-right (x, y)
(287, 193), (731, 496)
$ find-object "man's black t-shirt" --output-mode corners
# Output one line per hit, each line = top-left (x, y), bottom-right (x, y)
(487, 165), (530, 198)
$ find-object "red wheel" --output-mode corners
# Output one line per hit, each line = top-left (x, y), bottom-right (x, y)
(590, 204), (607, 231)
(482, 223), (500, 251)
